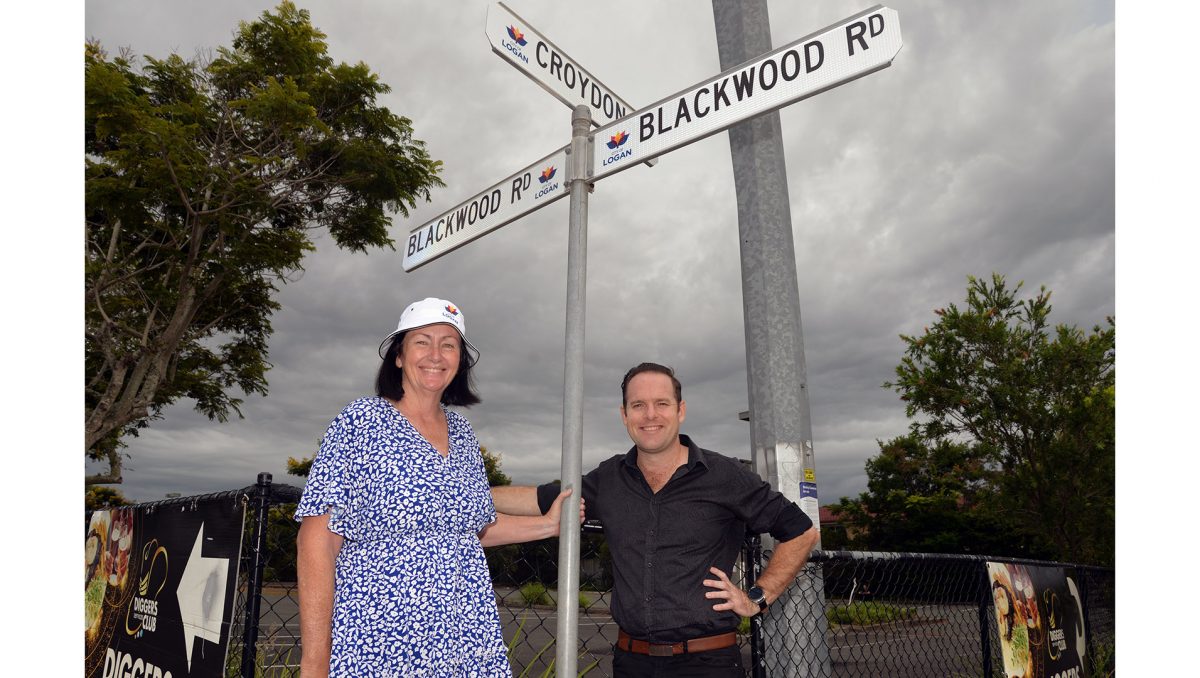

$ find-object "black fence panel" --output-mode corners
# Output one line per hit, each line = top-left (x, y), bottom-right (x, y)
(227, 478), (304, 677)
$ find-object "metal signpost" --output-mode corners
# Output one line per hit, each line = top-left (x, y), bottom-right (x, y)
(558, 104), (592, 676)
(402, 5), (902, 675)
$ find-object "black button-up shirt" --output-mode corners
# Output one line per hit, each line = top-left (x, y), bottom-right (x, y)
(537, 434), (812, 642)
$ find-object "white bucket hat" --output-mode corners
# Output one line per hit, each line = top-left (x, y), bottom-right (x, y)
(378, 297), (479, 364)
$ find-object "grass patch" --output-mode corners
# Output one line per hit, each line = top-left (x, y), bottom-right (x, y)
(827, 601), (917, 627)
(516, 584), (596, 609)
(519, 581), (554, 606)
(225, 644), (294, 677)
(1087, 641), (1115, 678)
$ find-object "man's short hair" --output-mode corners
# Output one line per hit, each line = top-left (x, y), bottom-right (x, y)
(620, 362), (682, 406)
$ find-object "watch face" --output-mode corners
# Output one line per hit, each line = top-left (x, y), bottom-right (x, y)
(748, 586), (766, 604)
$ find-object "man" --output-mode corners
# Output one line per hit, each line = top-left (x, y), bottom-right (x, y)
(493, 362), (819, 677)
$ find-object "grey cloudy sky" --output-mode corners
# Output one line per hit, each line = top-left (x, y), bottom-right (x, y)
(81, 0), (1115, 505)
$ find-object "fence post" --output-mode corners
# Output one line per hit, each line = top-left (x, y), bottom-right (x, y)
(241, 472), (273, 678)
(978, 561), (993, 678)
(744, 533), (767, 678)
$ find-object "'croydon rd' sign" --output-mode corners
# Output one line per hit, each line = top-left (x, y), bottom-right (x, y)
(591, 6), (901, 180)
(403, 145), (569, 271)
(486, 2), (635, 126)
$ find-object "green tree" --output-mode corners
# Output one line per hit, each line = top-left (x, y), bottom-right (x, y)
(85, 1), (443, 484)
(86, 486), (133, 510)
(883, 274), (1114, 564)
(286, 454), (314, 478)
(481, 445), (512, 487)
(832, 434), (1015, 556)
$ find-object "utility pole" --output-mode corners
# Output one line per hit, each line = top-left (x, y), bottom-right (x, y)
(712, 1), (831, 675)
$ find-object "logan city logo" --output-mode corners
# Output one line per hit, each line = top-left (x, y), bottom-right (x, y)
(602, 130), (633, 167)
(502, 25), (530, 63)
(534, 165), (559, 199)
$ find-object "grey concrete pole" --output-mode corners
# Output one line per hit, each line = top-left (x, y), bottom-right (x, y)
(555, 103), (592, 678)
(711, 1), (831, 675)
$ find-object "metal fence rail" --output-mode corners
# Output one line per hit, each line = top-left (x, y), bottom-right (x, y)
(93, 477), (1114, 677)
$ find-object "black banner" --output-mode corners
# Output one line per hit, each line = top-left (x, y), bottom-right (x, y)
(987, 561), (1089, 678)
(85, 499), (245, 678)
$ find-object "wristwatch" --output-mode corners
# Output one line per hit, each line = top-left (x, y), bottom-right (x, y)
(747, 585), (768, 616)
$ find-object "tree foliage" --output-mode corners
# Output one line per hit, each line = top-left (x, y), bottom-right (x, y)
(832, 434), (1013, 556)
(840, 275), (1114, 564)
(85, 486), (133, 510)
(481, 445), (512, 487)
(85, 2), (443, 483)
(286, 453), (314, 478)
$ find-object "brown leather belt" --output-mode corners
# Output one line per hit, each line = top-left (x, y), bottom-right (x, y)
(616, 629), (737, 657)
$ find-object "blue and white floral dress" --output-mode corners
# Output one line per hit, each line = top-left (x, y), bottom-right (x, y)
(295, 396), (510, 677)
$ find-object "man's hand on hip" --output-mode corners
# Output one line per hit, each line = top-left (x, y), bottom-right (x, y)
(702, 566), (759, 618)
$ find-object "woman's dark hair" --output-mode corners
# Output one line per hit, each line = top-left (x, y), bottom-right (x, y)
(375, 331), (481, 406)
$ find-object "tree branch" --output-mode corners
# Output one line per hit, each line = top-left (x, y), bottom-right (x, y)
(85, 448), (124, 486)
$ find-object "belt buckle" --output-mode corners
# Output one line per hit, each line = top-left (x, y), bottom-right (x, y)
(648, 643), (674, 657)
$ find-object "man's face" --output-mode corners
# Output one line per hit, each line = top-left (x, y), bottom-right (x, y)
(620, 371), (686, 456)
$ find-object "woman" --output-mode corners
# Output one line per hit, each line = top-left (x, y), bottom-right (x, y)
(295, 297), (570, 677)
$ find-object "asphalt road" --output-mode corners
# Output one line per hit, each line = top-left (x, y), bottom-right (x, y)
(251, 589), (989, 677)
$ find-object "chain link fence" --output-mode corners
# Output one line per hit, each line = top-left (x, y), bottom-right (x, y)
(748, 548), (1115, 677)
(92, 477), (1114, 677)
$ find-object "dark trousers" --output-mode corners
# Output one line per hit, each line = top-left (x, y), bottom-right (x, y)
(612, 644), (744, 677)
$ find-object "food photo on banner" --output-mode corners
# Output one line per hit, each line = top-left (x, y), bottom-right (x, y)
(986, 561), (1089, 678)
(84, 499), (245, 678)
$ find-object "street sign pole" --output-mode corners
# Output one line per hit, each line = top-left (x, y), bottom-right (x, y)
(555, 104), (592, 678)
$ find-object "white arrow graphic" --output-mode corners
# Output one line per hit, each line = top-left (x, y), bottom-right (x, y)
(176, 523), (231, 672)
(1066, 576), (1088, 662)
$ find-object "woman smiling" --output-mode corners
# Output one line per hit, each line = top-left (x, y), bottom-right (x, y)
(295, 297), (570, 677)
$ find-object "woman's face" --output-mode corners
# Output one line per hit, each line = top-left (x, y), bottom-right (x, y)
(397, 323), (462, 396)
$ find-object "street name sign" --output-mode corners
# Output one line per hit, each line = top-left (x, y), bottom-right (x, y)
(590, 5), (901, 180)
(486, 2), (656, 170)
(404, 5), (900, 271)
(486, 2), (635, 127)
(403, 145), (570, 271)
